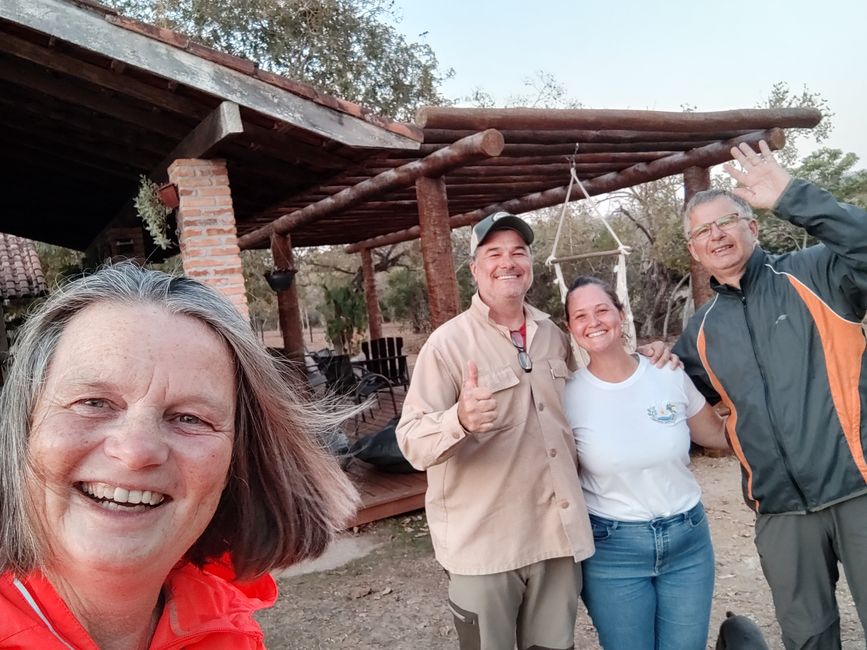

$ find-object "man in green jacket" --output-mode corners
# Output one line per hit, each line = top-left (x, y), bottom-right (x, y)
(674, 140), (867, 650)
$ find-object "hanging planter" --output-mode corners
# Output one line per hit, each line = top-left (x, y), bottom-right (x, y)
(134, 175), (173, 250)
(264, 268), (297, 292)
(157, 182), (180, 209)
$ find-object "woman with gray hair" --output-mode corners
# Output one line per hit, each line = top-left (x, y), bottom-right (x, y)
(0, 263), (358, 649)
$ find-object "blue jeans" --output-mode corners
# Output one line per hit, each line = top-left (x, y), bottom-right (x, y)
(581, 502), (715, 650)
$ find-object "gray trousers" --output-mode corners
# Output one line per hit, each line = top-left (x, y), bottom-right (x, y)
(447, 557), (582, 650)
(754, 492), (867, 650)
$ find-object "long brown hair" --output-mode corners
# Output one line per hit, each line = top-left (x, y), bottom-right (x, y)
(0, 263), (358, 579)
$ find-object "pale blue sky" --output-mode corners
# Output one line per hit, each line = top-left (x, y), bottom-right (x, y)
(392, 0), (866, 168)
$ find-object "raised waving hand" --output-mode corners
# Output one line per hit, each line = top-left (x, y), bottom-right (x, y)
(723, 140), (792, 209)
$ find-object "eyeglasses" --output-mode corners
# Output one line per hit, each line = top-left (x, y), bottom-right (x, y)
(688, 212), (750, 242)
(509, 330), (533, 373)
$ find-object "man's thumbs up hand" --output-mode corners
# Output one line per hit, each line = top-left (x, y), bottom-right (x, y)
(457, 360), (498, 433)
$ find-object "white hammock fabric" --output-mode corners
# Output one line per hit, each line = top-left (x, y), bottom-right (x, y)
(545, 163), (637, 351)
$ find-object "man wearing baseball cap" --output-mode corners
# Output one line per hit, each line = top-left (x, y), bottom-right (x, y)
(397, 211), (591, 649)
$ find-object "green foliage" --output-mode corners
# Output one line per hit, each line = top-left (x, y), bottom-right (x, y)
(103, 0), (451, 119)
(382, 267), (430, 333)
(757, 148), (867, 253)
(3, 243), (85, 342)
(321, 281), (367, 354)
(133, 175), (172, 249)
(794, 148), (867, 207)
(756, 82), (833, 168)
(241, 249), (278, 330)
(34, 242), (85, 289)
(464, 70), (582, 109)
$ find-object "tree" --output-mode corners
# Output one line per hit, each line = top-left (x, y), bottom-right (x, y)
(755, 82), (833, 168)
(320, 280), (366, 353)
(463, 70), (583, 109)
(102, 0), (451, 119)
(382, 267), (430, 333)
(240, 249), (278, 330)
(33, 242), (85, 289)
(794, 148), (867, 207)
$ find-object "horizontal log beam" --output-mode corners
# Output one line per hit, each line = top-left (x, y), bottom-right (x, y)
(416, 107), (822, 133)
(346, 129), (785, 253)
(237, 129), (505, 249)
(422, 128), (755, 145)
(382, 140), (722, 159)
(351, 152), (669, 179)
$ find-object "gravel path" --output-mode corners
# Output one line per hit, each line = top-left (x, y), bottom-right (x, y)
(258, 454), (863, 649)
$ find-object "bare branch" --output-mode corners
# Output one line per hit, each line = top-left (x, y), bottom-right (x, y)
(616, 206), (655, 244)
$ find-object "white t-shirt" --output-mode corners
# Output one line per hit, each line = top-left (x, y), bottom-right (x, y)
(563, 355), (706, 521)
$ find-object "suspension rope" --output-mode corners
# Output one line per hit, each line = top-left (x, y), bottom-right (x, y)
(546, 145), (637, 349)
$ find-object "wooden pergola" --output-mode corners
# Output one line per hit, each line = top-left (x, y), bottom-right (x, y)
(1, 0), (822, 366)
(237, 107), (820, 359)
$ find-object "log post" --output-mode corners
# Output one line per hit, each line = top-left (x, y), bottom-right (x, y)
(271, 233), (305, 368)
(416, 176), (460, 328)
(360, 248), (383, 340)
(683, 166), (713, 308)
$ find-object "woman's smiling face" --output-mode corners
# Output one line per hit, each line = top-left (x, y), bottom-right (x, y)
(27, 302), (236, 576)
(566, 283), (625, 354)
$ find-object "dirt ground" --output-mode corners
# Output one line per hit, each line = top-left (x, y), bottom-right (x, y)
(257, 453), (862, 649)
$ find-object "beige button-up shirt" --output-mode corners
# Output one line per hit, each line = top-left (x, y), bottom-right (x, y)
(396, 294), (594, 575)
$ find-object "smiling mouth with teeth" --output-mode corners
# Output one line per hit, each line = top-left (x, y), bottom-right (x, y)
(76, 482), (167, 512)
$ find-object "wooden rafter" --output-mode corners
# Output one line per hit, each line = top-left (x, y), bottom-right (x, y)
(237, 129), (506, 249)
(345, 128), (786, 252)
(2, 0), (420, 150)
(416, 106), (823, 132)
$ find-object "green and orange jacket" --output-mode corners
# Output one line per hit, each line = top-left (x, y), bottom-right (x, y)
(674, 179), (867, 514)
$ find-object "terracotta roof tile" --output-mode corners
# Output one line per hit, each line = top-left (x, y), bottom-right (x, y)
(0, 235), (46, 299)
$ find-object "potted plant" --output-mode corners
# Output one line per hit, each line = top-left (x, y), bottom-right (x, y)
(157, 182), (180, 209)
(134, 175), (173, 250)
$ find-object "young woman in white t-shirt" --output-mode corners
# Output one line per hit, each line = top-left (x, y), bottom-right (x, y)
(562, 276), (729, 650)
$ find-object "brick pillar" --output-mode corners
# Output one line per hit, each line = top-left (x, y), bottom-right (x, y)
(168, 159), (249, 320)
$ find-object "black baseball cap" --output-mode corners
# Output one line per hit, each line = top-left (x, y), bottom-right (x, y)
(469, 212), (534, 256)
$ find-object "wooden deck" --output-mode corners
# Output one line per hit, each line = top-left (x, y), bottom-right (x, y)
(344, 387), (428, 528)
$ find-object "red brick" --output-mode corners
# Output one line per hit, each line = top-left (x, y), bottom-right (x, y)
(205, 227), (237, 236)
(214, 266), (244, 276)
(181, 197), (218, 208)
(201, 246), (241, 257)
(179, 216), (223, 226)
(176, 177), (216, 188)
(180, 236), (226, 248)
(196, 186), (231, 197)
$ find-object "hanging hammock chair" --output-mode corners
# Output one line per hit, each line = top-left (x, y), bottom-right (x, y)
(545, 149), (637, 351)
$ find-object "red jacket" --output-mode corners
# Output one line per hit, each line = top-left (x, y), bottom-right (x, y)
(0, 562), (277, 649)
